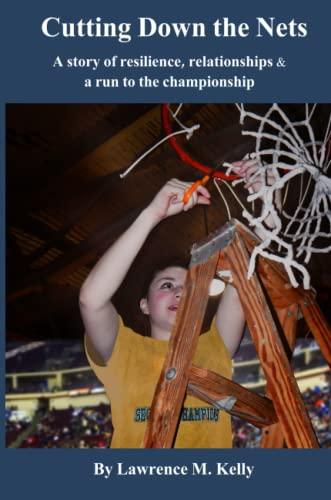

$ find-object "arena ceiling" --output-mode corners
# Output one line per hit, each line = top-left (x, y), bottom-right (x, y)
(6, 103), (331, 340)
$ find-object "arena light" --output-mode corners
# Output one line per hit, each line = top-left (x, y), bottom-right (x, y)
(91, 387), (105, 394)
(209, 278), (225, 296)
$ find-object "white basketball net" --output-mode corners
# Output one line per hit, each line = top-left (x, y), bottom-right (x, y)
(224, 103), (331, 290)
(121, 103), (331, 290)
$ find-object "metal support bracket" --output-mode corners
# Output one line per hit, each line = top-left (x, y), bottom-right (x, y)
(190, 220), (236, 266)
(214, 396), (237, 411)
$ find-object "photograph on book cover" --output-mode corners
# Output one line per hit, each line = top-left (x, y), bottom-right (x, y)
(6, 102), (331, 450)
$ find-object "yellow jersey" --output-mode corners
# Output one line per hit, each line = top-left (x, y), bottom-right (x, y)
(85, 318), (232, 448)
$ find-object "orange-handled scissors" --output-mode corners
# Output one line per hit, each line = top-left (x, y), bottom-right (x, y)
(183, 175), (210, 205)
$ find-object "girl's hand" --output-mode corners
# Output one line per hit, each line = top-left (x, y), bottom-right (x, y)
(146, 178), (211, 223)
(231, 159), (262, 193)
(230, 158), (281, 210)
(230, 159), (276, 194)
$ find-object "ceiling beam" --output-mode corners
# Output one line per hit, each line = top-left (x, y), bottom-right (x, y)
(7, 104), (155, 218)
(12, 105), (207, 268)
(7, 205), (143, 303)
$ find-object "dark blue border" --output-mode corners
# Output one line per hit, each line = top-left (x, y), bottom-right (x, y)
(2, 0), (331, 102)
(2, 1), (330, 498)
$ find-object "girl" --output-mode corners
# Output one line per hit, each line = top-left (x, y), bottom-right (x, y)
(80, 160), (261, 447)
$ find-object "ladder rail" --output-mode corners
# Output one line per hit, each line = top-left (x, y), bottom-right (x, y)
(142, 220), (329, 448)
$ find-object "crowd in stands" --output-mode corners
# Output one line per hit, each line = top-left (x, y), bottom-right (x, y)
(5, 408), (31, 447)
(6, 336), (324, 375)
(6, 341), (87, 373)
(305, 385), (330, 447)
(233, 384), (331, 447)
(5, 384), (330, 448)
(6, 336), (327, 396)
(6, 332), (330, 448)
(15, 404), (113, 448)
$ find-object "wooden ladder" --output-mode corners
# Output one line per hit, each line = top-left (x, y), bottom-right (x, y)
(142, 219), (331, 448)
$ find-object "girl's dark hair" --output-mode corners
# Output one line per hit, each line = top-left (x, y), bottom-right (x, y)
(140, 256), (190, 299)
